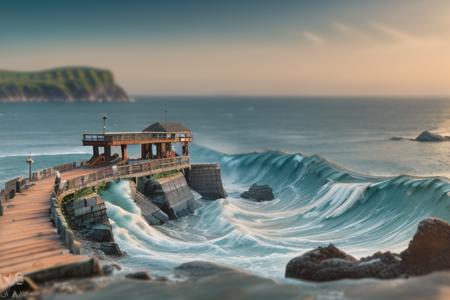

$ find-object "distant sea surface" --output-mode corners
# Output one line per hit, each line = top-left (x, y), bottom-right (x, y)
(1, 97), (449, 181)
(1, 97), (450, 285)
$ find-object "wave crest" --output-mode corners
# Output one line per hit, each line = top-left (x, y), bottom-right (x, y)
(100, 145), (450, 278)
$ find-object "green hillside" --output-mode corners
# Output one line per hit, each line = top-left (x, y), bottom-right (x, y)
(0, 66), (129, 102)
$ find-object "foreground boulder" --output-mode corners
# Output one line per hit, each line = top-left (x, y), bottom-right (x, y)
(241, 184), (275, 202)
(286, 217), (450, 281)
(401, 218), (450, 267)
(125, 271), (152, 281)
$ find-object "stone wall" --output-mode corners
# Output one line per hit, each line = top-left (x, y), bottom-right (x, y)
(60, 192), (121, 255)
(62, 194), (109, 230)
(185, 164), (227, 200)
(53, 172), (121, 257)
(137, 172), (199, 220)
(129, 181), (169, 225)
(50, 191), (82, 255)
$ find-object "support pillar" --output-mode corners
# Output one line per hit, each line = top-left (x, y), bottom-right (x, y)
(104, 146), (111, 161)
(148, 143), (153, 159)
(93, 146), (99, 157)
(156, 143), (162, 159)
(121, 145), (128, 161)
(182, 142), (189, 156)
(160, 142), (167, 158)
(141, 144), (148, 160)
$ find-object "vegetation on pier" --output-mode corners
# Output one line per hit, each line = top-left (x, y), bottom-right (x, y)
(61, 182), (110, 206)
(153, 170), (180, 180)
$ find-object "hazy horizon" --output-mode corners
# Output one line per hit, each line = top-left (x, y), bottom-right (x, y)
(131, 94), (450, 98)
(2, 0), (450, 97)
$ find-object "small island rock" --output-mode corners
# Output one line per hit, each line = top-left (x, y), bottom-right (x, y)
(414, 131), (449, 142)
(241, 184), (275, 202)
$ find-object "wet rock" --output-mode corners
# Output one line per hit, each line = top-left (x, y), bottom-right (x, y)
(285, 244), (358, 281)
(390, 136), (405, 141)
(414, 130), (449, 142)
(241, 184), (275, 202)
(174, 261), (242, 280)
(286, 217), (450, 282)
(125, 271), (152, 280)
(401, 217), (450, 268)
(84, 224), (114, 242)
(102, 263), (122, 275)
(99, 242), (123, 256)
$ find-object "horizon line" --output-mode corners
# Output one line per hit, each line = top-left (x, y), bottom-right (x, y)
(130, 94), (450, 99)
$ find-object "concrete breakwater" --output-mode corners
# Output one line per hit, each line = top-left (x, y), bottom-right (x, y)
(129, 182), (170, 225)
(131, 163), (227, 225)
(52, 158), (226, 259)
(52, 162), (227, 257)
(137, 171), (198, 220)
(185, 164), (227, 200)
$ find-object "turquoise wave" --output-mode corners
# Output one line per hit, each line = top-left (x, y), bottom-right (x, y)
(100, 145), (450, 279)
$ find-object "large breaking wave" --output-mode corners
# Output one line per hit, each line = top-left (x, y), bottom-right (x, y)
(100, 145), (450, 279)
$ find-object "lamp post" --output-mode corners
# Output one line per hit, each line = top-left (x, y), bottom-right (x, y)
(26, 153), (34, 181)
(102, 115), (108, 134)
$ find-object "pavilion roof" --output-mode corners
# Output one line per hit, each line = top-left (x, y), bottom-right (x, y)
(143, 122), (191, 133)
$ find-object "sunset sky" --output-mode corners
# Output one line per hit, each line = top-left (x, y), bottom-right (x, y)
(2, 0), (450, 96)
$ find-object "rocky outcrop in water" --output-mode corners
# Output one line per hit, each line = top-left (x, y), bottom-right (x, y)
(414, 131), (449, 142)
(0, 66), (129, 102)
(241, 184), (275, 202)
(390, 130), (450, 142)
(285, 217), (450, 281)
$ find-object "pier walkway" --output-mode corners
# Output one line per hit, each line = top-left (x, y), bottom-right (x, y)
(0, 168), (95, 291)
(0, 156), (190, 291)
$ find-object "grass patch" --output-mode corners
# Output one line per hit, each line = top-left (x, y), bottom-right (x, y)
(62, 186), (96, 205)
(153, 170), (179, 180)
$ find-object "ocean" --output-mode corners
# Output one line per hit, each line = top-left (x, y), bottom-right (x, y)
(1, 97), (450, 287)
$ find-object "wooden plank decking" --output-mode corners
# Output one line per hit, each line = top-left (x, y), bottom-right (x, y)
(0, 168), (95, 291)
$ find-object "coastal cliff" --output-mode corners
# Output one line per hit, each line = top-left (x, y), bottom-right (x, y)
(0, 67), (129, 102)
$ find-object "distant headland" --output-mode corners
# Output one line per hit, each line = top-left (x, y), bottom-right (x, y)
(0, 66), (129, 102)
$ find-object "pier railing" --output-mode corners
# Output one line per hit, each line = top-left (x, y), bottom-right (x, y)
(32, 162), (80, 181)
(82, 132), (192, 145)
(0, 161), (82, 216)
(1, 157), (189, 216)
(57, 156), (191, 199)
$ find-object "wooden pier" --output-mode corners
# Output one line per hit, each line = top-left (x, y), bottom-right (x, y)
(0, 168), (96, 291)
(0, 122), (194, 292)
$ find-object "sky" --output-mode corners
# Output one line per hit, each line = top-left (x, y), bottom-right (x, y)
(1, 0), (450, 96)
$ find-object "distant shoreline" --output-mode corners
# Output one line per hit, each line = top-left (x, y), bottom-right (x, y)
(0, 66), (129, 103)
